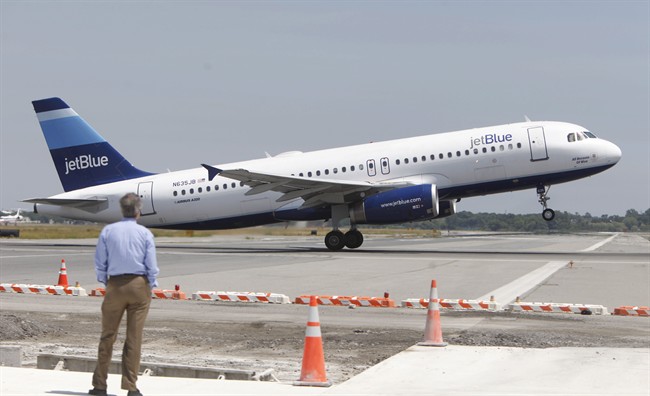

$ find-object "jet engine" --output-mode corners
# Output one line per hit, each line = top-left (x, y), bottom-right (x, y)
(349, 184), (439, 224)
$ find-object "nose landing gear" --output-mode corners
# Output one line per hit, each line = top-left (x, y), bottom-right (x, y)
(537, 184), (555, 221)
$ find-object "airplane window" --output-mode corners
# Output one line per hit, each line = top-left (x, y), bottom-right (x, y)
(413, 157), (417, 163)
(350, 166), (355, 172)
(359, 164), (364, 170)
(231, 182), (236, 188)
(396, 159), (401, 165)
(173, 191), (178, 196)
(422, 155), (426, 161)
(342, 167), (347, 173)
(299, 173), (304, 177)
(325, 169), (330, 175)
(517, 143), (522, 149)
(439, 153), (444, 159)
(465, 150), (470, 156)
(382, 160), (388, 167)
(447, 152), (452, 158)
(206, 186), (211, 192)
(577, 133), (584, 141)
(499, 145), (504, 151)
(404, 158), (409, 164)
(190, 188), (194, 194)
(308, 171), (312, 177)
(214, 185), (219, 191)
(223, 184), (227, 189)
(473, 148), (478, 154)
(456, 151), (461, 157)
(430, 154), (435, 160)
(584, 131), (597, 138)
(240, 182), (244, 187)
(333, 168), (338, 174)
(567, 133), (576, 142)
(508, 144), (513, 150)
(316, 170), (321, 176)
(482, 147), (487, 153)
(181, 190), (186, 195)
(198, 187), (203, 193)
(491, 146), (496, 152)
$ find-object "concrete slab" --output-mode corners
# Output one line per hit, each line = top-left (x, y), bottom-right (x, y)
(327, 345), (650, 395)
(0, 366), (326, 396)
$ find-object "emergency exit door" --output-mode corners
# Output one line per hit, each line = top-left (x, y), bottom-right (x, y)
(137, 181), (156, 215)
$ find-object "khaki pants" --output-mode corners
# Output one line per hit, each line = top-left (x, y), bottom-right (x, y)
(92, 275), (151, 391)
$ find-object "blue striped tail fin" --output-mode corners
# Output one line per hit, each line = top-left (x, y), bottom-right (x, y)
(32, 97), (154, 192)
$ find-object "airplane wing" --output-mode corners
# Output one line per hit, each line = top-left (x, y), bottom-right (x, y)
(202, 164), (410, 208)
(22, 197), (109, 213)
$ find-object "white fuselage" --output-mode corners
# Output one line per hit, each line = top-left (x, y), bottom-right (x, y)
(35, 121), (621, 228)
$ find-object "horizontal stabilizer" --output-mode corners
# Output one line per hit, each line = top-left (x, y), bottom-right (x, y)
(23, 197), (109, 213)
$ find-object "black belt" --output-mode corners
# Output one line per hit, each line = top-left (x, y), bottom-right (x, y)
(110, 274), (144, 278)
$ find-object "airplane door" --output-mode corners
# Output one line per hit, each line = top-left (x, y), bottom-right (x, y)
(380, 157), (391, 175)
(366, 159), (377, 177)
(527, 127), (549, 161)
(137, 181), (156, 216)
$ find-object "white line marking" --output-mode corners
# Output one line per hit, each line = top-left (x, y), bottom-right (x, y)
(475, 261), (568, 304)
(581, 233), (619, 252)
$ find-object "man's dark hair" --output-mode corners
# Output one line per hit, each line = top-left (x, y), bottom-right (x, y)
(120, 193), (142, 218)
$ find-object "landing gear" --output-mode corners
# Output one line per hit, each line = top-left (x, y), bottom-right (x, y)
(537, 184), (555, 221)
(325, 230), (345, 251)
(324, 205), (365, 251)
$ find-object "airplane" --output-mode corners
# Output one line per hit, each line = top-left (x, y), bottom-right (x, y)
(0, 209), (24, 225)
(24, 97), (622, 250)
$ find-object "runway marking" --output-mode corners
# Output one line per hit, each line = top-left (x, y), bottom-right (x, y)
(581, 233), (620, 252)
(475, 261), (568, 305)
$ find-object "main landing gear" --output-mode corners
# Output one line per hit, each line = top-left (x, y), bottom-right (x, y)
(324, 205), (364, 251)
(537, 184), (555, 221)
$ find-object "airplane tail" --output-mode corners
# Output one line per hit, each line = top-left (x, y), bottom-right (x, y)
(32, 97), (154, 192)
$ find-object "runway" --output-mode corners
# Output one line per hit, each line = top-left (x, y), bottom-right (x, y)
(1, 232), (649, 395)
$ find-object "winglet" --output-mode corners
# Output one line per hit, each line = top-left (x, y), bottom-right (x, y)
(524, 115), (532, 122)
(201, 164), (222, 181)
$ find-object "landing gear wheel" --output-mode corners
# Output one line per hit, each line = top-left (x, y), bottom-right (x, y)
(325, 230), (345, 251)
(542, 208), (555, 221)
(344, 230), (364, 249)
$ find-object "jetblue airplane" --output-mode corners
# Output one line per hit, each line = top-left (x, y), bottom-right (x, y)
(25, 97), (621, 250)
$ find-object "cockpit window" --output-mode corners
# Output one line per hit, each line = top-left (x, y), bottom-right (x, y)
(584, 131), (597, 138)
(567, 133), (576, 142)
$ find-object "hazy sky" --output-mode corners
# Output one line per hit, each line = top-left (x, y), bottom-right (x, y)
(1, 1), (648, 217)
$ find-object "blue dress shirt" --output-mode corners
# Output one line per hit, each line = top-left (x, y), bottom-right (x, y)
(95, 218), (159, 287)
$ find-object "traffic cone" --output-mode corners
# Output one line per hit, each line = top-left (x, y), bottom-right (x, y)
(418, 280), (447, 347)
(294, 295), (331, 387)
(57, 259), (69, 287)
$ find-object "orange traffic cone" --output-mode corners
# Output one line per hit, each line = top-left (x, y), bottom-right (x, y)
(57, 259), (69, 287)
(418, 280), (447, 347)
(294, 295), (331, 387)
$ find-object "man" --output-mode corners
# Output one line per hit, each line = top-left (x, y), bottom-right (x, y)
(90, 193), (159, 396)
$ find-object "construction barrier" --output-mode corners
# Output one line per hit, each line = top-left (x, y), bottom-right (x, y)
(294, 295), (396, 308)
(90, 288), (106, 297)
(402, 298), (502, 311)
(193, 291), (291, 304)
(152, 289), (187, 300)
(612, 306), (649, 316)
(506, 302), (608, 315)
(0, 283), (87, 296)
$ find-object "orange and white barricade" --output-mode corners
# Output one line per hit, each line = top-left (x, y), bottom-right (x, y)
(294, 295), (395, 308)
(192, 291), (290, 304)
(402, 298), (501, 311)
(90, 288), (106, 297)
(0, 283), (87, 296)
(152, 289), (187, 300)
(506, 302), (608, 315)
(612, 306), (649, 316)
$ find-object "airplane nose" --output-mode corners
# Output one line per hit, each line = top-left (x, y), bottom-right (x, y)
(605, 141), (622, 164)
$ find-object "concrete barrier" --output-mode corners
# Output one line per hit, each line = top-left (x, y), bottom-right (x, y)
(402, 298), (501, 311)
(193, 291), (291, 304)
(36, 354), (263, 381)
(294, 295), (396, 308)
(0, 346), (22, 367)
(0, 283), (87, 296)
(505, 302), (608, 315)
(612, 306), (649, 316)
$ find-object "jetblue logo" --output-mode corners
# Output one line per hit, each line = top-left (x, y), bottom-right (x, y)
(64, 155), (109, 175)
(469, 133), (513, 149)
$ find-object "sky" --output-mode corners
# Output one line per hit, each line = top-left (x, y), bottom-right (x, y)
(1, 1), (648, 217)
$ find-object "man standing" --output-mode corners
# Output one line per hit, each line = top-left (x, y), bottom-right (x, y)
(90, 193), (159, 396)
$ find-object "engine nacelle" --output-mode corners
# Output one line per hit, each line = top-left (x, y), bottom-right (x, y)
(349, 184), (439, 224)
(435, 199), (458, 219)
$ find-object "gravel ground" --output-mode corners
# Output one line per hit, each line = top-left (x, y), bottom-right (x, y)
(2, 305), (648, 384)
